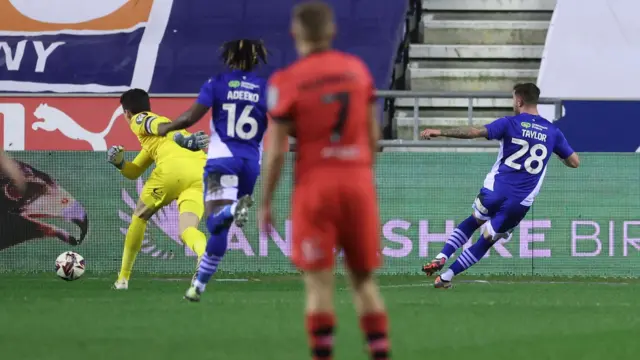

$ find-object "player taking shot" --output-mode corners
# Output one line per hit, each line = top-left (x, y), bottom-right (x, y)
(156, 39), (269, 301)
(420, 83), (580, 288)
(108, 89), (210, 290)
(260, 2), (391, 360)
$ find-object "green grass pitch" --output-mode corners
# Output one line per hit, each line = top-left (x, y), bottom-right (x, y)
(1, 274), (639, 359)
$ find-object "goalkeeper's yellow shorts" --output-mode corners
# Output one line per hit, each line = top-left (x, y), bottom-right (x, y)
(140, 158), (204, 219)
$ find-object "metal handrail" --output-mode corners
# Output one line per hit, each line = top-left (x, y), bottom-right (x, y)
(2, 91), (635, 147)
(376, 90), (562, 140)
(376, 90), (551, 99)
(377, 139), (497, 148)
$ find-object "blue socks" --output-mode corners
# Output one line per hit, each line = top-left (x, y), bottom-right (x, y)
(194, 205), (235, 292)
(206, 205), (234, 235)
(194, 227), (230, 289)
(438, 216), (481, 259)
(441, 235), (493, 281)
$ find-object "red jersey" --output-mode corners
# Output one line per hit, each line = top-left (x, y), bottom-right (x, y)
(267, 50), (375, 182)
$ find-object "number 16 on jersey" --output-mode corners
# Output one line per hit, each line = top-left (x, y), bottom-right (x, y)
(223, 104), (259, 140)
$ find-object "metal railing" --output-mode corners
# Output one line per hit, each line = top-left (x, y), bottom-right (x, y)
(377, 139), (497, 148)
(376, 90), (563, 143)
(0, 90), (564, 148)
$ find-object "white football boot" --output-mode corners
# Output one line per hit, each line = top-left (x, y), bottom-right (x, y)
(113, 278), (128, 290)
(233, 195), (254, 228)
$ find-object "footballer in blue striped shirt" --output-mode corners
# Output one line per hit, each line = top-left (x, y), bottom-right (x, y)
(420, 83), (580, 288)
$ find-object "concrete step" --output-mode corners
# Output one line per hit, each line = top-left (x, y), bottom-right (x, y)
(427, 12), (552, 21)
(423, 18), (549, 45)
(383, 147), (498, 153)
(400, 109), (507, 119)
(423, 0), (556, 11)
(396, 116), (495, 127)
(415, 59), (540, 69)
(410, 44), (543, 59)
(408, 67), (538, 91)
(395, 97), (513, 108)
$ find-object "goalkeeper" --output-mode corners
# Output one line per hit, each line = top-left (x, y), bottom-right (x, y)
(108, 89), (210, 290)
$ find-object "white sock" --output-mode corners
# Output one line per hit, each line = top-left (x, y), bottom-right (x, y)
(440, 269), (454, 282)
(194, 279), (206, 292)
(435, 253), (448, 260)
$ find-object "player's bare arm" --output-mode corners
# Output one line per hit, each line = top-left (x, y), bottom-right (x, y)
(157, 102), (210, 136)
(368, 103), (381, 159)
(561, 152), (580, 168)
(259, 120), (291, 230)
(421, 126), (489, 140)
(0, 151), (26, 194)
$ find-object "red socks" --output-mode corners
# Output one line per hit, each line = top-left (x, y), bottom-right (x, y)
(360, 312), (390, 360)
(305, 312), (390, 360)
(306, 312), (335, 360)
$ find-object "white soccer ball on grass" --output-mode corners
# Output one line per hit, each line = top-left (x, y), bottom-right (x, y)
(55, 251), (85, 281)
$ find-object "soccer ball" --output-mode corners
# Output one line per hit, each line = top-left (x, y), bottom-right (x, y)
(55, 251), (85, 281)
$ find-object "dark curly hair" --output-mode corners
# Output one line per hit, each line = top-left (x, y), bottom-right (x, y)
(221, 39), (268, 71)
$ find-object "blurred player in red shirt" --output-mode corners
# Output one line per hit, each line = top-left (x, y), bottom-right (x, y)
(259, 2), (390, 359)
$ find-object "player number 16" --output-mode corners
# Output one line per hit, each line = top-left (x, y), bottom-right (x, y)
(223, 103), (259, 140)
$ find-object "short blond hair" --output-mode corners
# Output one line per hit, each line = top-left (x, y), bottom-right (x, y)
(293, 1), (335, 42)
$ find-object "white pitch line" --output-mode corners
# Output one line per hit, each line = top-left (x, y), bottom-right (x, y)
(8, 277), (256, 283)
(374, 280), (631, 288)
(4, 277), (631, 286)
(379, 283), (430, 288)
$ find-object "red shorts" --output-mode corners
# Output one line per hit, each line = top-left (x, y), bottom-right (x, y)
(291, 169), (380, 272)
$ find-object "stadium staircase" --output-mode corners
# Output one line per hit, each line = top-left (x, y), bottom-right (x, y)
(395, 0), (556, 142)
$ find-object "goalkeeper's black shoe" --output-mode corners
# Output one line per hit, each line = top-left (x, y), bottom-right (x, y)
(421, 257), (446, 276)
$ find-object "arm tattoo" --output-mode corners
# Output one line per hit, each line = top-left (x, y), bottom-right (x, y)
(157, 103), (209, 136)
(172, 112), (197, 129)
(440, 126), (488, 139)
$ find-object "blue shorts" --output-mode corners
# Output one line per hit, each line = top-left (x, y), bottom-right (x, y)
(203, 157), (260, 202)
(471, 188), (530, 238)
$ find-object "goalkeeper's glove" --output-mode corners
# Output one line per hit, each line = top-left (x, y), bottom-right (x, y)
(173, 131), (209, 151)
(107, 145), (125, 169)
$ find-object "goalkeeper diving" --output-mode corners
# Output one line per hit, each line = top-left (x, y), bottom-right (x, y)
(108, 89), (210, 290)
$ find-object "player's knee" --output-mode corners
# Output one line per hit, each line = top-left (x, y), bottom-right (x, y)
(349, 271), (384, 314)
(493, 231), (513, 242)
(205, 199), (233, 217)
(134, 201), (157, 220)
(482, 227), (496, 242)
(303, 270), (334, 312)
(204, 173), (238, 205)
(349, 270), (373, 290)
(178, 211), (200, 233)
(472, 214), (486, 225)
(482, 226), (512, 243)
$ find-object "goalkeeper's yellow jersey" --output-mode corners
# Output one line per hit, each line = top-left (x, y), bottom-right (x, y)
(130, 112), (206, 167)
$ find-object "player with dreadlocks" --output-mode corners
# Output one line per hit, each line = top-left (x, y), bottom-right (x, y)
(158, 39), (269, 301)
